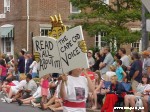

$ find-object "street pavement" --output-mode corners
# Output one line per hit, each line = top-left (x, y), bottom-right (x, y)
(0, 94), (100, 112)
(0, 94), (54, 112)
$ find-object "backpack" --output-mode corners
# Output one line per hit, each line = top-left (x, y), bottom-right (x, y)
(135, 96), (143, 108)
(121, 82), (131, 92)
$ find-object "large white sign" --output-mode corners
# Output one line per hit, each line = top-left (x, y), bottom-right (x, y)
(33, 26), (89, 77)
(141, 0), (150, 13)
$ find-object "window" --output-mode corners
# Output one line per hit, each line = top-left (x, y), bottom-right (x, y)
(5, 38), (11, 52)
(131, 42), (140, 52)
(70, 3), (81, 14)
(95, 32), (107, 49)
(102, 0), (109, 5)
(4, 0), (10, 13)
(40, 28), (51, 36)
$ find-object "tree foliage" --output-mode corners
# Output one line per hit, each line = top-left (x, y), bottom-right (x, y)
(69, 0), (141, 47)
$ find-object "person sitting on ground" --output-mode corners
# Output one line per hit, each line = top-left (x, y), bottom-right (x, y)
(101, 75), (126, 112)
(124, 74), (149, 112)
(41, 83), (63, 111)
(142, 88), (150, 112)
(1, 78), (16, 96)
(3, 74), (26, 103)
(16, 86), (51, 106)
(105, 65), (116, 81)
(91, 71), (110, 110)
(5, 74), (37, 103)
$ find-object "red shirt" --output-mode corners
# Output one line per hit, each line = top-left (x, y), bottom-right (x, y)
(81, 71), (95, 81)
(6, 82), (16, 93)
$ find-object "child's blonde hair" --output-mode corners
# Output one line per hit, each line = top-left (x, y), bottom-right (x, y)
(19, 73), (26, 80)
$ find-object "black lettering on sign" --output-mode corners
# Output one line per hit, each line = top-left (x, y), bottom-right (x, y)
(40, 40), (44, 49)
(45, 41), (53, 50)
(61, 47), (81, 66)
(35, 40), (41, 51)
(60, 40), (73, 53)
(40, 55), (61, 70)
(58, 36), (68, 45)
(35, 40), (53, 51)
(72, 34), (80, 43)
(42, 50), (54, 58)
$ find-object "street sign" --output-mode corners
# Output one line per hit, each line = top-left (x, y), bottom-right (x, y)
(146, 19), (150, 31)
(141, 0), (150, 13)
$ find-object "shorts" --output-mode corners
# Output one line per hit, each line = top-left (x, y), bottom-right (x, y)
(148, 96), (150, 104)
(1, 76), (6, 82)
(35, 97), (42, 103)
(22, 92), (32, 99)
(11, 86), (19, 94)
(131, 80), (139, 91)
(32, 73), (38, 78)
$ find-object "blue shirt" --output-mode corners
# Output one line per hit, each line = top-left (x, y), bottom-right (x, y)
(116, 66), (124, 81)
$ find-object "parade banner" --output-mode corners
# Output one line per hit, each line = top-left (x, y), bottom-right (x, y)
(33, 26), (89, 76)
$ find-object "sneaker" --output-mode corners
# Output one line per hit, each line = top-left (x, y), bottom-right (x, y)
(31, 100), (36, 107)
(1, 98), (5, 101)
(0, 91), (3, 95)
(16, 99), (23, 106)
(1, 99), (6, 102)
(4, 96), (12, 103)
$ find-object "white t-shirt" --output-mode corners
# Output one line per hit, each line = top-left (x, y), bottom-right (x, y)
(63, 75), (88, 112)
(12, 80), (19, 85)
(33, 86), (51, 99)
(30, 61), (39, 73)
(16, 80), (27, 90)
(88, 57), (95, 67)
(121, 55), (130, 67)
(106, 71), (116, 81)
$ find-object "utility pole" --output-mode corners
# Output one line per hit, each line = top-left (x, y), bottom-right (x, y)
(141, 4), (149, 51)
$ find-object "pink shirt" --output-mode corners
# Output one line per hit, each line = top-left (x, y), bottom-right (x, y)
(0, 65), (7, 76)
(41, 79), (49, 89)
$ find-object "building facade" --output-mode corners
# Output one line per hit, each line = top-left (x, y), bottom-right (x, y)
(0, 0), (141, 56)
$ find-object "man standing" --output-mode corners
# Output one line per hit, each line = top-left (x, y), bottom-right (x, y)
(118, 48), (130, 67)
(142, 50), (150, 78)
(99, 46), (114, 77)
(129, 52), (142, 91)
(18, 50), (25, 74)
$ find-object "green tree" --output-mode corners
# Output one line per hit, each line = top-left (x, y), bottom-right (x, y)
(69, 0), (141, 49)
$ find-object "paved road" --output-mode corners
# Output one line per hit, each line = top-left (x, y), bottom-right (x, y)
(0, 94), (101, 112)
(0, 94), (54, 112)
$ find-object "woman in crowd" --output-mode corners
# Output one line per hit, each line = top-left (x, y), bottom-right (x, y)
(124, 74), (149, 112)
(142, 89), (150, 112)
(113, 53), (121, 67)
(0, 59), (7, 91)
(92, 71), (109, 110)
(29, 56), (39, 78)
(92, 52), (101, 72)
(101, 75), (126, 112)
(59, 68), (94, 112)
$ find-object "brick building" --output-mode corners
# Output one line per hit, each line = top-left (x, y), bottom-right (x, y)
(0, 0), (141, 55)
